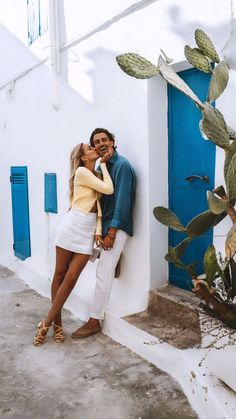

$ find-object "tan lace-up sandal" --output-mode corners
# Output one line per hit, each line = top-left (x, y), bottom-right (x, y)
(53, 325), (65, 343)
(33, 320), (50, 346)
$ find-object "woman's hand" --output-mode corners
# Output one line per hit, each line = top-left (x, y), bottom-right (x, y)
(100, 147), (113, 163)
(95, 235), (103, 247)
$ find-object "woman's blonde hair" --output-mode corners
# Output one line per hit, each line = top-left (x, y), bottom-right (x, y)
(69, 143), (84, 203)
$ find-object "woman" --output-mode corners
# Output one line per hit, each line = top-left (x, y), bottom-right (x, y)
(33, 142), (113, 346)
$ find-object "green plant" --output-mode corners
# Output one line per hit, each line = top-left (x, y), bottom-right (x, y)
(116, 29), (236, 326)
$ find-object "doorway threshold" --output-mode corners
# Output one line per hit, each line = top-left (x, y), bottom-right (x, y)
(123, 286), (201, 349)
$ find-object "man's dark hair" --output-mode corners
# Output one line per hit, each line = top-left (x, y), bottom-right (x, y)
(90, 128), (116, 149)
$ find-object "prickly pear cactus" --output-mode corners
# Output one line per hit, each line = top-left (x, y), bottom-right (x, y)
(116, 28), (236, 320)
(208, 61), (229, 101)
(186, 210), (221, 237)
(226, 153), (236, 202)
(201, 104), (230, 149)
(158, 55), (204, 109)
(203, 245), (218, 287)
(195, 29), (220, 63)
(116, 53), (159, 79)
(165, 246), (196, 277)
(207, 191), (229, 214)
(153, 206), (186, 231)
(184, 45), (212, 73)
(225, 224), (236, 259)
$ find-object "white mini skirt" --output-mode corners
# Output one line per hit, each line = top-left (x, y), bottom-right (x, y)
(55, 209), (97, 254)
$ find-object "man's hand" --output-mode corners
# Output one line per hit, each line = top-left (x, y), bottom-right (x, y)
(102, 235), (115, 250)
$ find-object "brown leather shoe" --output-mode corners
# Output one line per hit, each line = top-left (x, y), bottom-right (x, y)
(71, 322), (101, 339)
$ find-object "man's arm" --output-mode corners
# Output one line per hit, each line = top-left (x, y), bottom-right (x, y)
(102, 163), (134, 250)
(110, 163), (134, 230)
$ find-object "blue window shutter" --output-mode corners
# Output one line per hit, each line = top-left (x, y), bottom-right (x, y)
(10, 166), (31, 260)
(44, 173), (58, 213)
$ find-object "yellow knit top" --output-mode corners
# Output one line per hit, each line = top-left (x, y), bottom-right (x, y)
(71, 162), (114, 235)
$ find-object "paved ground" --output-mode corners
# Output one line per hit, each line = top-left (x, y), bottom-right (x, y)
(0, 265), (198, 419)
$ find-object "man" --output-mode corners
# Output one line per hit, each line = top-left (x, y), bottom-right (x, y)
(71, 128), (136, 338)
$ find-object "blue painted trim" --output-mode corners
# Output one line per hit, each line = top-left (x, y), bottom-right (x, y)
(44, 173), (58, 214)
(168, 67), (216, 290)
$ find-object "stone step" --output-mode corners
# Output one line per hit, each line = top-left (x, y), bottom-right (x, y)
(123, 286), (201, 349)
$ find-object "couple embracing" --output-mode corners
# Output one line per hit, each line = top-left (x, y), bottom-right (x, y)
(33, 128), (136, 345)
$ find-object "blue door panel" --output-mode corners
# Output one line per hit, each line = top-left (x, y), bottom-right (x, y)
(10, 166), (31, 260)
(168, 68), (216, 290)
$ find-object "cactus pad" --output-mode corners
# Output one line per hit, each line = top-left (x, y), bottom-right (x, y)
(153, 206), (186, 231)
(174, 237), (192, 258)
(208, 61), (229, 101)
(165, 247), (196, 276)
(225, 224), (236, 259)
(201, 104), (230, 149)
(116, 53), (159, 79)
(224, 150), (235, 184)
(226, 153), (236, 202)
(158, 55), (203, 109)
(203, 245), (218, 287)
(195, 29), (220, 63)
(207, 191), (229, 214)
(199, 119), (210, 140)
(187, 210), (221, 237)
(184, 45), (212, 73)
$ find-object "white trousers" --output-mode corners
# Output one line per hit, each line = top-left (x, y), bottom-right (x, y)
(91, 230), (128, 320)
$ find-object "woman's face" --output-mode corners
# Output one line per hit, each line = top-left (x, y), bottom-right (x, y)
(82, 143), (100, 161)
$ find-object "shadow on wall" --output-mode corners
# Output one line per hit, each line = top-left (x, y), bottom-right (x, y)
(167, 5), (230, 53)
(86, 47), (145, 160)
(0, 23), (39, 81)
(85, 46), (147, 247)
(61, 46), (148, 302)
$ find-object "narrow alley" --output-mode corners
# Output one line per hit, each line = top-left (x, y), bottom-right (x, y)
(0, 265), (198, 419)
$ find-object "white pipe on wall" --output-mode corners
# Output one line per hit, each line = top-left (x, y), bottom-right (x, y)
(48, 0), (60, 109)
(53, 0), (60, 74)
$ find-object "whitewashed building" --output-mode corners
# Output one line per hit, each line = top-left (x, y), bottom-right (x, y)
(1, 1), (236, 417)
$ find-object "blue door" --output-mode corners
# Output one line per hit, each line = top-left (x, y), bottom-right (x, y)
(168, 68), (216, 290)
(10, 166), (31, 260)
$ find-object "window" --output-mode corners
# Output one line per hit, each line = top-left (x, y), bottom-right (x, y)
(27, 0), (49, 45)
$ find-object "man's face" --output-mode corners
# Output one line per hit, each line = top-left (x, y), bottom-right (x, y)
(92, 132), (114, 157)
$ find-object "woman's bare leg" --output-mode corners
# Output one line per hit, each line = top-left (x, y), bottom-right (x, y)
(51, 246), (73, 327)
(44, 253), (90, 327)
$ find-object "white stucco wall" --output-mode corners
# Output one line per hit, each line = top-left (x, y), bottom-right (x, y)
(0, 0), (235, 319)
(0, 0), (28, 44)
(212, 70), (236, 256)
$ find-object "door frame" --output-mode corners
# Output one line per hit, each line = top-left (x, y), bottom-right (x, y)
(167, 66), (215, 290)
(148, 60), (207, 290)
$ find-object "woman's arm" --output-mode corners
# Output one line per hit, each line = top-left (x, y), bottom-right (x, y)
(95, 215), (102, 236)
(75, 163), (113, 194)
